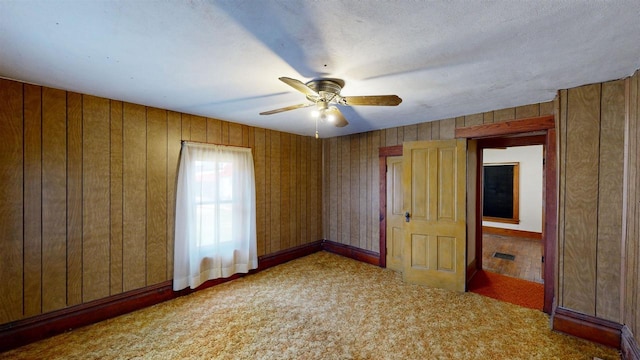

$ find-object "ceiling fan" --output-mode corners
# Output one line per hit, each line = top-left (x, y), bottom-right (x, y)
(260, 77), (402, 137)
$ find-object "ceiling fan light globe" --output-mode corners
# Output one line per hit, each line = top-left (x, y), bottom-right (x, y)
(325, 112), (336, 123)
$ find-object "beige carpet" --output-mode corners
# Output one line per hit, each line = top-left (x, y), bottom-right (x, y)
(2, 251), (620, 359)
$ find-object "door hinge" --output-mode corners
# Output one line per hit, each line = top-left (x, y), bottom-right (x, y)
(385, 165), (388, 172)
(541, 256), (545, 263)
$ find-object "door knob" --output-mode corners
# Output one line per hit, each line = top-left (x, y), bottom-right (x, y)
(405, 211), (410, 222)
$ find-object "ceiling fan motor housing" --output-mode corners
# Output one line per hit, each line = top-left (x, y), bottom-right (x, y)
(305, 79), (345, 104)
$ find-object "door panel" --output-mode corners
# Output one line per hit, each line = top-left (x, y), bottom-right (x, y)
(386, 156), (404, 272)
(403, 139), (467, 292)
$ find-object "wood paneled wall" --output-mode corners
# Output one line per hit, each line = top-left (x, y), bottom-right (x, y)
(321, 101), (554, 253)
(557, 79), (628, 323)
(0, 78), (322, 325)
(622, 70), (640, 345)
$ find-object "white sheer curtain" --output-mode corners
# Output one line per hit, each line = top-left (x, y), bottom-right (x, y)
(173, 142), (257, 291)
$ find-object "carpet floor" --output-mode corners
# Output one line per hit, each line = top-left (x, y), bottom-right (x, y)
(468, 270), (544, 310)
(1, 251), (620, 359)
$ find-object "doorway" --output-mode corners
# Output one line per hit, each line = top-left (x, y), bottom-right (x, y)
(379, 115), (557, 314)
(481, 143), (544, 284)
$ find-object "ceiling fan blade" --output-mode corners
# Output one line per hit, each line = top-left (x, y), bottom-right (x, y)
(279, 77), (319, 97)
(259, 103), (313, 115)
(326, 107), (349, 127)
(341, 95), (402, 106)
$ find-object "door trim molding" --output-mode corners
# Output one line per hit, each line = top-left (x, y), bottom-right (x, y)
(378, 145), (403, 268)
(455, 115), (554, 138)
(457, 116), (557, 314)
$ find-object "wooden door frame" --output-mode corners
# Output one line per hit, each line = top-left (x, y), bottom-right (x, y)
(378, 115), (557, 314)
(456, 115), (557, 314)
(378, 145), (403, 269)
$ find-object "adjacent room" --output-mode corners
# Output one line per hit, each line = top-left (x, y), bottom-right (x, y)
(1, 1), (640, 359)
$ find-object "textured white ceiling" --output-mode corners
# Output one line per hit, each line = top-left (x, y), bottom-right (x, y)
(1, 1), (639, 138)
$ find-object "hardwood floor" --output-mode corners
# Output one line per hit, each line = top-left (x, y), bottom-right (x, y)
(482, 233), (543, 283)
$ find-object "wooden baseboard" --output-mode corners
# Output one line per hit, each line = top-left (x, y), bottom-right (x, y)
(0, 280), (176, 353)
(552, 307), (622, 349)
(622, 325), (640, 360)
(0, 240), (323, 353)
(482, 226), (542, 240)
(258, 240), (323, 271)
(321, 240), (381, 266)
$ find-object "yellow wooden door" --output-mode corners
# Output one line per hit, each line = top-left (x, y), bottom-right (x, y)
(402, 139), (467, 292)
(386, 156), (404, 272)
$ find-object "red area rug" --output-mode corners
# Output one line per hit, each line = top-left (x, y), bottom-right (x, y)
(468, 270), (544, 310)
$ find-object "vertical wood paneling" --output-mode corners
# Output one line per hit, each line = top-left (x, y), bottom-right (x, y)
(439, 118), (455, 139)
(596, 79), (625, 321)
(515, 104), (540, 119)
(634, 72), (640, 338)
(624, 72), (639, 335)
(321, 139), (328, 240)
(311, 137), (321, 242)
(269, 131), (281, 252)
(66, 92), (83, 307)
(221, 121), (230, 145)
(350, 135), (360, 246)
(110, 100), (123, 295)
(329, 137), (338, 241)
(181, 114), (191, 141)
(417, 123), (431, 141)
(359, 134), (368, 249)
(123, 103), (147, 291)
(146, 108), (168, 285)
(206, 118), (222, 144)
(0, 79), (24, 323)
(403, 125), (418, 141)
(385, 128), (398, 146)
(23, 84), (42, 317)
(242, 125), (250, 147)
(264, 131), (271, 254)
(562, 84), (601, 315)
(0, 78), (326, 326)
(558, 89), (569, 307)
(340, 136), (351, 244)
(431, 121), (440, 140)
(483, 112), (494, 124)
(190, 115), (206, 142)
(82, 95), (111, 302)
(229, 122), (243, 146)
(280, 134), (291, 250)
(289, 135), (298, 247)
(320, 139), (328, 239)
(494, 107), (515, 122)
(42, 88), (68, 309)
(464, 113), (483, 126)
(540, 101), (555, 115)
(302, 137), (311, 243)
(166, 111), (182, 278)
(369, 131), (381, 252)
(254, 128), (266, 256)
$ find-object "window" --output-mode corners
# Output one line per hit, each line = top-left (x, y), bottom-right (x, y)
(173, 142), (257, 291)
(482, 162), (520, 224)
(194, 160), (234, 247)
